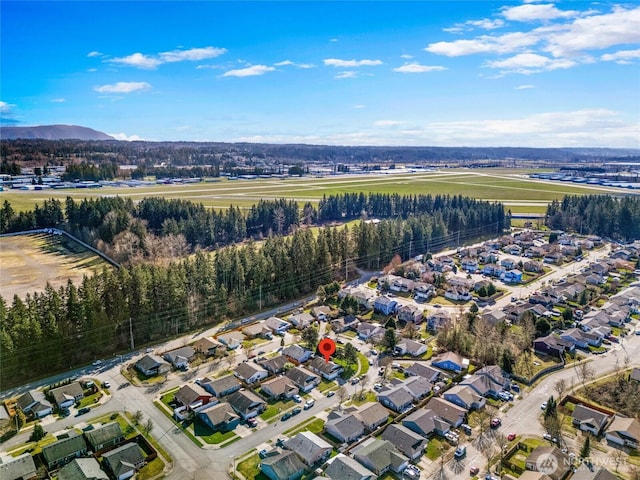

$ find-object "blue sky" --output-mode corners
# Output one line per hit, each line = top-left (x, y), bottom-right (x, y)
(1, 1), (639, 147)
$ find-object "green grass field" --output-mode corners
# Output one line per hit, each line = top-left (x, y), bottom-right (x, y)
(2, 169), (630, 214)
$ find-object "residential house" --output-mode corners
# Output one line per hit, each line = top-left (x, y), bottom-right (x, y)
(479, 251), (498, 264)
(405, 363), (441, 383)
(523, 261), (544, 273)
(84, 422), (124, 452)
(571, 466), (618, 480)
(474, 366), (509, 392)
(501, 258), (517, 269)
(284, 432), (332, 466)
(0, 453), (37, 480)
(199, 374), (240, 397)
(286, 366), (320, 393)
(377, 386), (413, 413)
(217, 331), (245, 350)
(324, 454), (377, 480)
(228, 389), (266, 419)
(374, 296), (398, 315)
(395, 339), (428, 357)
(390, 277), (415, 293)
(605, 416), (640, 448)
(400, 376), (433, 401)
(505, 244), (523, 256)
(197, 402), (240, 432)
(192, 337), (223, 357)
(481, 310), (507, 327)
(353, 439), (409, 475)
(242, 322), (273, 339)
(163, 346), (196, 370)
(309, 357), (344, 381)
(234, 362), (269, 385)
(357, 322), (384, 342)
(265, 316), (291, 335)
(357, 402), (390, 431)
(414, 283), (435, 302)
(426, 398), (467, 428)
(50, 382), (84, 409)
(503, 269), (523, 283)
(260, 376), (299, 400)
(560, 328), (602, 348)
(331, 314), (359, 333)
(427, 311), (451, 331)
(403, 408), (450, 437)
(483, 264), (506, 278)
(325, 411), (366, 443)
(572, 404), (611, 435)
(311, 306), (332, 321)
(461, 257), (479, 273)
(444, 385), (486, 410)
(102, 443), (146, 480)
(444, 287), (471, 302)
(431, 352), (469, 373)
(289, 312), (314, 329)
(381, 424), (427, 460)
(16, 390), (52, 418)
(42, 432), (88, 469)
(259, 451), (306, 480)
(134, 354), (171, 377)
(397, 305), (424, 324)
(525, 447), (571, 480)
(174, 384), (212, 411)
(474, 279), (491, 293)
(282, 345), (313, 365)
(260, 355), (289, 375)
(543, 252), (563, 264)
(57, 458), (108, 480)
(533, 335), (575, 358)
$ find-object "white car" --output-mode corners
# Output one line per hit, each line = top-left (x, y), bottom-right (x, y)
(293, 394), (302, 403)
(304, 399), (315, 409)
(541, 402), (548, 410)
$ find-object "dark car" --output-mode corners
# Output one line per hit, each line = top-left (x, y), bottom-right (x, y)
(76, 407), (90, 416)
(281, 412), (293, 421)
(292, 407), (302, 416)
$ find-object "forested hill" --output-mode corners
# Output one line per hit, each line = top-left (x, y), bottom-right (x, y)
(0, 125), (114, 141)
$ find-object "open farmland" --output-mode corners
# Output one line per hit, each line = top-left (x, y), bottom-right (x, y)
(0, 232), (111, 301)
(2, 168), (636, 214)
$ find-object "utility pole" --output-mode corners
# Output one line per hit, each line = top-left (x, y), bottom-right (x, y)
(129, 317), (135, 350)
(259, 285), (262, 312)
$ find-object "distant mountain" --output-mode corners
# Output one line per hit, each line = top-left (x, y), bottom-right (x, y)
(0, 124), (114, 140)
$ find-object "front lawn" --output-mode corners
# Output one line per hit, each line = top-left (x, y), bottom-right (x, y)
(283, 417), (324, 437)
(357, 353), (370, 375)
(192, 421), (238, 444)
(318, 379), (337, 393)
(350, 391), (377, 407)
(426, 438), (451, 460)
(237, 453), (269, 480)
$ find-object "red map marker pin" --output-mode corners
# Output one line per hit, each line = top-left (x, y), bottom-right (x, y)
(318, 338), (336, 363)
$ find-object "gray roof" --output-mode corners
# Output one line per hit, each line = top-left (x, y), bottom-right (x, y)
(197, 402), (239, 427)
(260, 450), (306, 480)
(103, 443), (145, 478)
(325, 413), (365, 441)
(357, 403), (389, 429)
(282, 344), (312, 362)
(164, 346), (195, 363)
(42, 432), (88, 465)
(16, 389), (52, 415)
(354, 439), (408, 474)
(84, 422), (124, 450)
(572, 404), (611, 426)
(57, 457), (109, 480)
(228, 389), (265, 415)
(310, 357), (343, 375)
(405, 363), (440, 381)
(571, 466), (618, 480)
(0, 453), (37, 480)
(402, 376), (432, 399)
(403, 408), (448, 435)
(378, 386), (413, 409)
(286, 366), (319, 387)
(381, 424), (426, 456)
(283, 431), (331, 464)
(261, 376), (298, 397)
(426, 398), (467, 425)
(205, 374), (240, 396)
(135, 354), (169, 372)
(260, 355), (289, 373)
(50, 382), (84, 406)
(325, 454), (377, 480)
(174, 384), (211, 406)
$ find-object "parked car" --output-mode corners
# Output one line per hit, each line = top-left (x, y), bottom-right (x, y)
(102, 381), (110, 389)
(454, 446), (467, 459)
(292, 407), (302, 416)
(508, 433), (516, 441)
(470, 466), (479, 476)
(351, 377), (360, 385)
(540, 401), (548, 410)
(76, 407), (90, 416)
(403, 465), (421, 479)
(304, 399), (315, 410)
(490, 418), (501, 428)
(326, 391), (335, 397)
(293, 394), (302, 403)
(461, 424), (472, 435)
(374, 383), (384, 391)
(259, 449), (268, 459)
(247, 417), (258, 427)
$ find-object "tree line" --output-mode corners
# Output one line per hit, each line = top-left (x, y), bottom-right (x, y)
(546, 195), (640, 241)
(0, 195), (505, 387)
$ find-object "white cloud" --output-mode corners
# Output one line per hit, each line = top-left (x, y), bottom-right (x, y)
(374, 120), (404, 127)
(222, 65), (275, 77)
(501, 4), (578, 22)
(353, 105), (366, 109)
(393, 63), (446, 73)
(93, 82), (151, 93)
(444, 18), (505, 33)
(329, 38), (339, 42)
(543, 6), (640, 57)
(88, 68), (98, 72)
(426, 30), (540, 57)
(324, 58), (383, 67)
(110, 53), (162, 69)
(0, 101), (16, 113)
(51, 98), (66, 103)
(335, 71), (358, 79)
(601, 48), (640, 64)
(87, 51), (103, 57)
(515, 84), (536, 89)
(274, 60), (315, 68)
(485, 53), (575, 73)
(400, 54), (413, 59)
(159, 46), (227, 62)
(109, 132), (144, 141)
